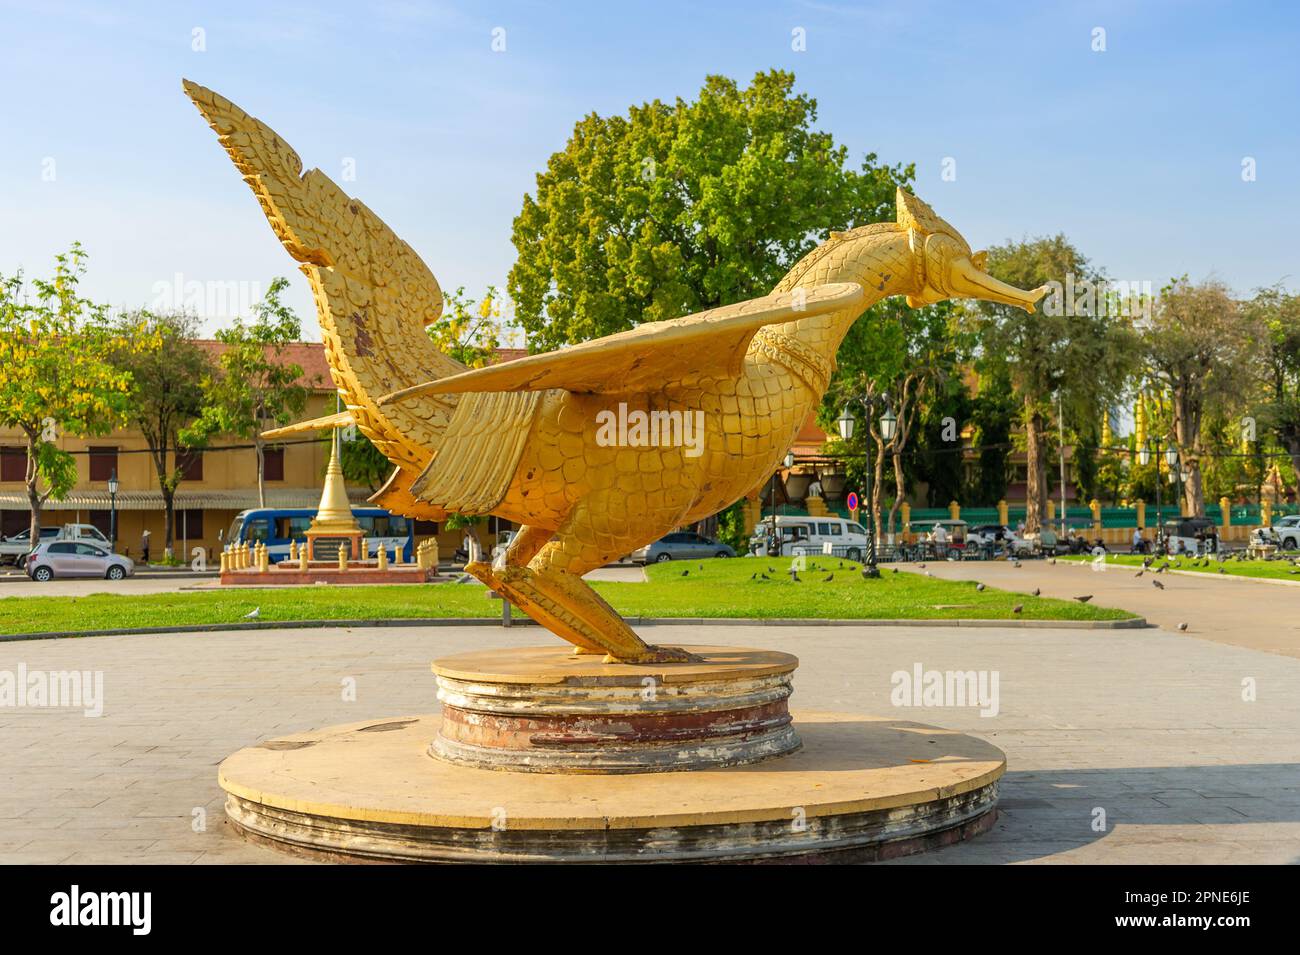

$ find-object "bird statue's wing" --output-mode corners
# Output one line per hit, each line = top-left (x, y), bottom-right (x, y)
(182, 79), (462, 475)
(378, 283), (863, 403)
(259, 411), (353, 440)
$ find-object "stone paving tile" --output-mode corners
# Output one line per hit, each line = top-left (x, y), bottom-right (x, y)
(0, 622), (1297, 864)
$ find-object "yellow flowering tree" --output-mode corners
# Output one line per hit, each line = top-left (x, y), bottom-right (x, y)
(0, 245), (136, 542)
(428, 286), (506, 368)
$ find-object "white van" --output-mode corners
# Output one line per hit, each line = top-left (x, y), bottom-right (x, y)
(58, 523), (112, 546)
(750, 515), (871, 560)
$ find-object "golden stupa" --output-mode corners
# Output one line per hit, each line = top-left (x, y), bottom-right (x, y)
(303, 426), (364, 561)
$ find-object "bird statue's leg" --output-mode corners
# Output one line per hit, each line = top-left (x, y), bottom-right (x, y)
(491, 506), (699, 664)
(465, 525), (605, 655)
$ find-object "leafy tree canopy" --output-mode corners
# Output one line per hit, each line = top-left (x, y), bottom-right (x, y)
(181, 277), (314, 507)
(510, 70), (912, 349)
(0, 244), (136, 538)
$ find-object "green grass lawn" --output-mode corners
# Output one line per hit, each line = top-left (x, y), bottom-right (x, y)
(1060, 552), (1300, 581)
(0, 556), (1134, 636)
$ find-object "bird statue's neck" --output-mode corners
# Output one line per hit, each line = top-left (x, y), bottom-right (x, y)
(755, 224), (916, 392)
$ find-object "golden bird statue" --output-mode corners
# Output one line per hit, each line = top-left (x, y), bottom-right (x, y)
(184, 80), (1047, 664)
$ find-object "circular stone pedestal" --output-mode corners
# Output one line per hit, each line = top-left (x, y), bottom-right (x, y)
(430, 645), (801, 773)
(220, 712), (1006, 863)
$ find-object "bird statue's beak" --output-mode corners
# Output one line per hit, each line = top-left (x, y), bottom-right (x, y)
(947, 255), (1049, 313)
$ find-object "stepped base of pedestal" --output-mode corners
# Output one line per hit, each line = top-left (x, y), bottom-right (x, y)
(219, 710), (1005, 863)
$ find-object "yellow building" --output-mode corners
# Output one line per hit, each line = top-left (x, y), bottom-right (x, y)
(0, 341), (473, 561)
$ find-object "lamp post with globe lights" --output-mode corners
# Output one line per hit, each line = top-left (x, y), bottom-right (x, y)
(1138, 440), (1179, 552)
(838, 397), (898, 578)
(108, 469), (119, 551)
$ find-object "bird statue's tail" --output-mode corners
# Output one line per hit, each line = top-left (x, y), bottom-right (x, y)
(183, 80), (463, 517)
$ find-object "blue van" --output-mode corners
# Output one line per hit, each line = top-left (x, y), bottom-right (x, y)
(224, 508), (416, 563)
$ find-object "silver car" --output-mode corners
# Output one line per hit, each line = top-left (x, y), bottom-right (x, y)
(630, 532), (736, 564)
(25, 540), (135, 581)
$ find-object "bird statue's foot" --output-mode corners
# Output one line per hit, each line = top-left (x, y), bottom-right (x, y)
(571, 645), (603, 655)
(604, 645), (703, 665)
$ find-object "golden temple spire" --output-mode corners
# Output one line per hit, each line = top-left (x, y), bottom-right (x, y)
(311, 426), (361, 533)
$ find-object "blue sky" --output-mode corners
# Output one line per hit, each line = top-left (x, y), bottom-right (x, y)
(2, 0), (1297, 340)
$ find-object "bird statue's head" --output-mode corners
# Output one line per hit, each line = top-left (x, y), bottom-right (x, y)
(895, 189), (1047, 313)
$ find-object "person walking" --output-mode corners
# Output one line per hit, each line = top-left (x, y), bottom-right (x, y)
(932, 522), (948, 559)
(140, 528), (151, 564)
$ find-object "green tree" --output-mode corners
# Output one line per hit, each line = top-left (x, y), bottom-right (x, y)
(1198, 411), (1258, 504)
(1141, 277), (1262, 516)
(429, 286), (507, 367)
(1246, 284), (1300, 487)
(0, 245), (135, 541)
(182, 278), (315, 507)
(335, 431), (391, 492)
(827, 300), (962, 536)
(1071, 418), (1101, 504)
(913, 385), (973, 508)
(109, 309), (212, 556)
(1093, 443), (1129, 506)
(510, 70), (910, 349)
(967, 363), (1016, 505)
(966, 236), (1136, 532)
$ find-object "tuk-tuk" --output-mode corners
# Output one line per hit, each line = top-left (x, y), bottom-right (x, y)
(1162, 517), (1219, 555)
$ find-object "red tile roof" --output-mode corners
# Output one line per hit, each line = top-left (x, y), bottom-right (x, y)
(194, 340), (334, 390)
(792, 415), (829, 455)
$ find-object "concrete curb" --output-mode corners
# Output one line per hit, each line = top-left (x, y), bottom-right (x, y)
(1059, 557), (1300, 588)
(0, 613), (1147, 643)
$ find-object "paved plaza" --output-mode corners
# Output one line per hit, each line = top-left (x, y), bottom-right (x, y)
(2, 575), (1298, 863)
(911, 558), (1300, 659)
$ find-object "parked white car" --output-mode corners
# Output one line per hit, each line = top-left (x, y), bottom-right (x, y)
(1270, 515), (1300, 550)
(0, 526), (60, 565)
(25, 540), (135, 581)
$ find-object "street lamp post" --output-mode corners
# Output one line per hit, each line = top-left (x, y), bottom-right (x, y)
(1139, 440), (1180, 553)
(839, 398), (897, 579)
(768, 450), (795, 556)
(1138, 443), (1157, 549)
(107, 469), (119, 551)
